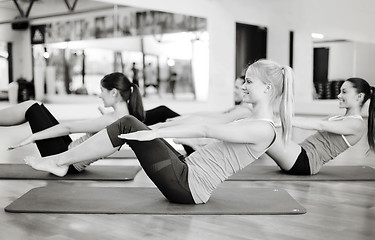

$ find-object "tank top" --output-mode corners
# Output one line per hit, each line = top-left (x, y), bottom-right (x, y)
(185, 119), (276, 204)
(299, 115), (363, 174)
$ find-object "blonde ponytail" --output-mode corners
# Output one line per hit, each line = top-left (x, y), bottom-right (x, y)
(279, 65), (294, 143)
(248, 59), (295, 143)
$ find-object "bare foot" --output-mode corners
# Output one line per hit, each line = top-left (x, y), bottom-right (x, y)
(24, 156), (69, 177)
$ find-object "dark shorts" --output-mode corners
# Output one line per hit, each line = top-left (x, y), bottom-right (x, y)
(106, 115), (195, 204)
(283, 147), (311, 175)
(25, 103), (72, 156)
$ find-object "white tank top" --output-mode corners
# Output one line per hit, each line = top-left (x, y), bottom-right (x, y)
(328, 115), (363, 147)
(300, 115), (363, 174)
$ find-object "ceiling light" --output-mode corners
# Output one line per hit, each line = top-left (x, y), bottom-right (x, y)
(311, 33), (324, 39)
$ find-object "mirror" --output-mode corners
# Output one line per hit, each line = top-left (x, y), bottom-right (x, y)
(312, 36), (375, 100)
(31, 5), (208, 102)
(0, 41), (10, 100)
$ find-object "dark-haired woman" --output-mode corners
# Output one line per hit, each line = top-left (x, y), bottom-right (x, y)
(3, 72), (144, 172)
(267, 77), (375, 175)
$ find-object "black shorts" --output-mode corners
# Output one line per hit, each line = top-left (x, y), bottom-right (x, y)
(283, 147), (311, 175)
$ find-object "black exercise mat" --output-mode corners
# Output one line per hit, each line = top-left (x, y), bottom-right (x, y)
(5, 185), (306, 215)
(229, 165), (375, 181)
(0, 164), (141, 181)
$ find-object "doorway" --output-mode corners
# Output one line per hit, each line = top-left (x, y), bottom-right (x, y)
(235, 23), (267, 77)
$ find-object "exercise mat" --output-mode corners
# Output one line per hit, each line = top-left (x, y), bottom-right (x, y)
(0, 164), (141, 181)
(5, 185), (306, 215)
(229, 165), (375, 181)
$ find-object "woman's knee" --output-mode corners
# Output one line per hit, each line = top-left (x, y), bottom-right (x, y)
(159, 105), (179, 118)
(115, 115), (148, 132)
(149, 105), (169, 115)
(158, 105), (169, 111)
(117, 115), (138, 126)
(24, 101), (43, 119)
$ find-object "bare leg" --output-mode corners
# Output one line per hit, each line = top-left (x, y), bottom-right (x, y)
(25, 130), (118, 176)
(0, 100), (38, 126)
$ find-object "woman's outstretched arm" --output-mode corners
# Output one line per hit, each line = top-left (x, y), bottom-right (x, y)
(150, 105), (252, 129)
(10, 114), (116, 149)
(292, 117), (364, 135)
(121, 119), (274, 145)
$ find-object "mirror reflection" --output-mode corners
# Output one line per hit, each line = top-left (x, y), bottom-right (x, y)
(0, 41), (10, 101)
(31, 6), (208, 101)
(312, 36), (375, 100)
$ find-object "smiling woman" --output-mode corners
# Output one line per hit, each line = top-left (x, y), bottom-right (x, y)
(266, 77), (375, 175)
(338, 81), (366, 111)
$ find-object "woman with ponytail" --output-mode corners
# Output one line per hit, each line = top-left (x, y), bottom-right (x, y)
(266, 77), (375, 175)
(100, 72), (145, 122)
(4, 72), (145, 172)
(25, 59), (294, 204)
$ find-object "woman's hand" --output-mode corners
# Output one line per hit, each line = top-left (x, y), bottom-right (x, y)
(8, 134), (35, 150)
(118, 130), (158, 141)
(149, 117), (186, 130)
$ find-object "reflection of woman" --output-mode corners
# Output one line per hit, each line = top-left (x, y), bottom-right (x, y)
(131, 62), (139, 86)
(81, 21), (89, 39)
(95, 17), (106, 38)
(121, 16), (131, 35)
(234, 75), (246, 105)
(25, 59), (294, 204)
(169, 72), (178, 98)
(3, 72), (144, 172)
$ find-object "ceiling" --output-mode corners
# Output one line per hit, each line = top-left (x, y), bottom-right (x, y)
(0, 0), (118, 24)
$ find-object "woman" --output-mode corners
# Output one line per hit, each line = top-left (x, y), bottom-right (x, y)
(266, 77), (375, 175)
(3, 72), (144, 172)
(25, 59), (294, 204)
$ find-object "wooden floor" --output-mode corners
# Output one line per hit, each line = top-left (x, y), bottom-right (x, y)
(1, 101), (375, 240)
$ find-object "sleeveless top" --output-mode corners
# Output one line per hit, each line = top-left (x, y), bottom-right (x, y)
(185, 119), (276, 204)
(299, 115), (363, 174)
